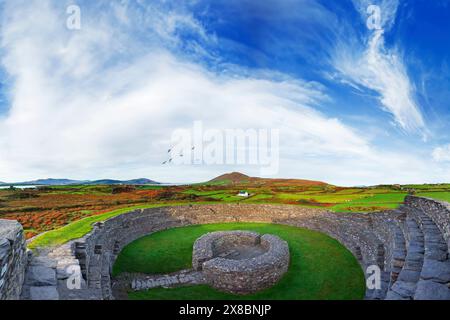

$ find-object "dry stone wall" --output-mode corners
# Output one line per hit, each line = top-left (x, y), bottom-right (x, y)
(405, 196), (450, 246)
(193, 231), (290, 294)
(0, 219), (27, 300)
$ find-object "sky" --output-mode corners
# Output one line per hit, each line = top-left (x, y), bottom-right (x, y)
(0, 0), (450, 186)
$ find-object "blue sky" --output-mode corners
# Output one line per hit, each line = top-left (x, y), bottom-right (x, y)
(0, 0), (449, 185)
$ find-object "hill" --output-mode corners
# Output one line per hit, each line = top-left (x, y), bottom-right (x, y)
(17, 179), (86, 186)
(85, 178), (159, 185)
(210, 172), (252, 184)
(209, 172), (328, 186)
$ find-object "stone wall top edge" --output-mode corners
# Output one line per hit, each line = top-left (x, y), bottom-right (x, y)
(0, 219), (22, 241)
(406, 195), (450, 210)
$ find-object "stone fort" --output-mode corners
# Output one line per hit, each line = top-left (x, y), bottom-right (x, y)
(1, 195), (450, 300)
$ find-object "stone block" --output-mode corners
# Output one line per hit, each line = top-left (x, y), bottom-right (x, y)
(421, 260), (450, 283)
(26, 266), (57, 286)
(414, 280), (450, 300)
(29, 286), (59, 300)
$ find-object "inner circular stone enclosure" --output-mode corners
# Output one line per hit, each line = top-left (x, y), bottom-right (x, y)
(192, 231), (290, 294)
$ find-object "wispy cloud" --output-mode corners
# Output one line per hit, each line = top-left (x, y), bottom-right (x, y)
(332, 0), (426, 136)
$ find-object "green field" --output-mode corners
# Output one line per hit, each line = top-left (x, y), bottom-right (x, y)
(416, 192), (450, 203)
(113, 223), (366, 300)
(331, 192), (408, 212)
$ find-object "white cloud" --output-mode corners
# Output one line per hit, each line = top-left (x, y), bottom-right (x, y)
(0, 0), (374, 183)
(432, 145), (450, 162)
(333, 0), (425, 135)
(0, 0), (443, 186)
(352, 0), (399, 30)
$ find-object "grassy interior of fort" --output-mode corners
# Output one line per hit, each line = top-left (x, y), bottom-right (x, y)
(112, 223), (366, 300)
(2, 173), (450, 249)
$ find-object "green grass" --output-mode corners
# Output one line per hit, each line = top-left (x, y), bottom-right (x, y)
(114, 223), (365, 300)
(331, 193), (407, 212)
(136, 185), (166, 190)
(416, 192), (450, 203)
(404, 184), (450, 190)
(276, 193), (369, 204)
(45, 185), (114, 195)
(245, 194), (274, 201)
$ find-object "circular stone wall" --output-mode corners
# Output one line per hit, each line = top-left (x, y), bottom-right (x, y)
(192, 231), (290, 294)
(69, 204), (374, 300)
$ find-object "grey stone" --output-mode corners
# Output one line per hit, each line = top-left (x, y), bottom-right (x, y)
(421, 260), (450, 283)
(0, 220), (22, 241)
(29, 286), (59, 300)
(0, 220), (26, 300)
(425, 248), (448, 261)
(29, 256), (57, 268)
(26, 266), (57, 286)
(392, 249), (406, 261)
(390, 281), (416, 298)
(414, 280), (450, 300)
(397, 269), (421, 283)
(0, 238), (11, 261)
(385, 290), (410, 300)
(408, 244), (424, 254)
(404, 258), (423, 271)
(405, 251), (424, 263)
(194, 231), (289, 294)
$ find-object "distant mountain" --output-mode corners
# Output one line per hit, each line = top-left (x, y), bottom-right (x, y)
(84, 178), (159, 185)
(0, 178), (160, 186)
(82, 179), (127, 185)
(209, 172), (328, 186)
(16, 179), (86, 186)
(125, 178), (160, 185)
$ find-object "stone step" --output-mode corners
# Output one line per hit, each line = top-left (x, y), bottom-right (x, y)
(389, 220), (407, 286)
(22, 258), (60, 300)
(409, 208), (450, 300)
(25, 265), (57, 287)
(414, 280), (450, 300)
(412, 209), (448, 262)
(386, 280), (415, 300)
(385, 217), (424, 300)
(385, 289), (410, 300)
(29, 286), (59, 300)
(29, 256), (57, 269)
(366, 271), (390, 300)
(420, 259), (450, 283)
